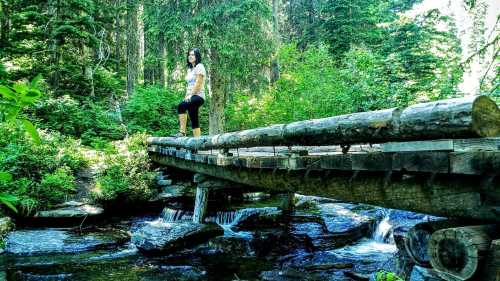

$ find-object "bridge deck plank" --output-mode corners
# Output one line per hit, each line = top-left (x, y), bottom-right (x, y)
(150, 147), (500, 175)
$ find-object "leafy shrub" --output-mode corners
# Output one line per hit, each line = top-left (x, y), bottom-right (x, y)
(92, 133), (156, 203)
(123, 86), (184, 136)
(0, 123), (87, 214)
(39, 167), (76, 203)
(35, 96), (127, 145)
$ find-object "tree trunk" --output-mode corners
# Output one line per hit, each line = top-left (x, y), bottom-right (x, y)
(0, 0), (10, 49)
(270, 0), (280, 84)
(137, 1), (144, 84)
(114, 0), (122, 74)
(157, 31), (166, 88)
(148, 96), (500, 150)
(208, 68), (226, 135)
(428, 225), (500, 281)
(143, 9), (154, 85)
(126, 0), (139, 97)
(48, 0), (60, 90)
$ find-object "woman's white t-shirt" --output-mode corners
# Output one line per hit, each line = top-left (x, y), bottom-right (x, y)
(186, 63), (206, 100)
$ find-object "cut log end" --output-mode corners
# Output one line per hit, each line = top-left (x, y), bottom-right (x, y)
(428, 225), (499, 281)
(472, 96), (500, 137)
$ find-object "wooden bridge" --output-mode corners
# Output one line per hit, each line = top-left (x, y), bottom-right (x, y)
(148, 96), (500, 281)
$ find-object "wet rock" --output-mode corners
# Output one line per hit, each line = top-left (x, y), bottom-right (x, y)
(281, 239), (398, 280)
(318, 203), (382, 241)
(250, 229), (313, 257)
(295, 195), (339, 210)
(35, 203), (103, 218)
(5, 228), (129, 255)
(290, 221), (338, 250)
(304, 263), (354, 271)
(157, 179), (173, 186)
(153, 184), (195, 201)
(10, 272), (73, 280)
(0, 217), (14, 236)
(242, 192), (270, 202)
(189, 235), (254, 256)
(409, 266), (446, 281)
(260, 268), (323, 281)
(131, 220), (223, 254)
(141, 265), (206, 281)
(233, 207), (284, 229)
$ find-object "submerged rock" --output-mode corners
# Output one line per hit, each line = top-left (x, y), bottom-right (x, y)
(5, 228), (129, 255)
(132, 220), (223, 254)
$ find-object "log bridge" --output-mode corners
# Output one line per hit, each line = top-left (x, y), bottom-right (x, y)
(148, 96), (500, 280)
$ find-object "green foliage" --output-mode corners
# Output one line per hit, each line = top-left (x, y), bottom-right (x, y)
(39, 167), (76, 203)
(92, 133), (156, 203)
(123, 86), (184, 136)
(0, 75), (43, 143)
(226, 43), (395, 130)
(375, 270), (403, 281)
(0, 123), (87, 214)
(34, 96), (126, 145)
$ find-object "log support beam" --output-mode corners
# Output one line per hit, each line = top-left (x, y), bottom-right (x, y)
(151, 154), (500, 222)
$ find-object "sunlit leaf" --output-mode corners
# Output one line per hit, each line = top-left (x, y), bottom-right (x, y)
(20, 118), (41, 144)
(0, 193), (18, 213)
(31, 74), (43, 88)
(0, 171), (13, 182)
(12, 83), (28, 95)
(0, 85), (17, 101)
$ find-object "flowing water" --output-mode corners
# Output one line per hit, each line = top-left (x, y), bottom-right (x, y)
(0, 195), (433, 281)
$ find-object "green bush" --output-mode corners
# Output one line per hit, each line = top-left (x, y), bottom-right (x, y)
(0, 123), (87, 214)
(34, 96), (127, 145)
(123, 86), (184, 136)
(92, 133), (156, 203)
(39, 167), (76, 203)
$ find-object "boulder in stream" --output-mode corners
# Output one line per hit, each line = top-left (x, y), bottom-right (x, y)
(232, 207), (284, 229)
(131, 220), (223, 254)
(4, 228), (129, 255)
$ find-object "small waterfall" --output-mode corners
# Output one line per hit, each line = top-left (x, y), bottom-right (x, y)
(161, 208), (238, 225)
(161, 208), (193, 222)
(372, 211), (394, 244)
(160, 207), (278, 227)
(205, 211), (237, 225)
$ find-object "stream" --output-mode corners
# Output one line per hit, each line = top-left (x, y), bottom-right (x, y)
(0, 194), (437, 281)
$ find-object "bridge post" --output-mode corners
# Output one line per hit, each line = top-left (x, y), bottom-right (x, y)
(193, 186), (209, 223)
(278, 192), (295, 214)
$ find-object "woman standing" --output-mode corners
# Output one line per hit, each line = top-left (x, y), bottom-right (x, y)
(174, 48), (206, 137)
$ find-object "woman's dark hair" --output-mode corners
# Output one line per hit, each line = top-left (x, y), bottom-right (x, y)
(186, 48), (202, 69)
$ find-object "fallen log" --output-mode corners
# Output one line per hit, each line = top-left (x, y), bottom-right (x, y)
(428, 224), (500, 281)
(404, 220), (470, 267)
(148, 96), (500, 150)
(481, 239), (500, 281)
